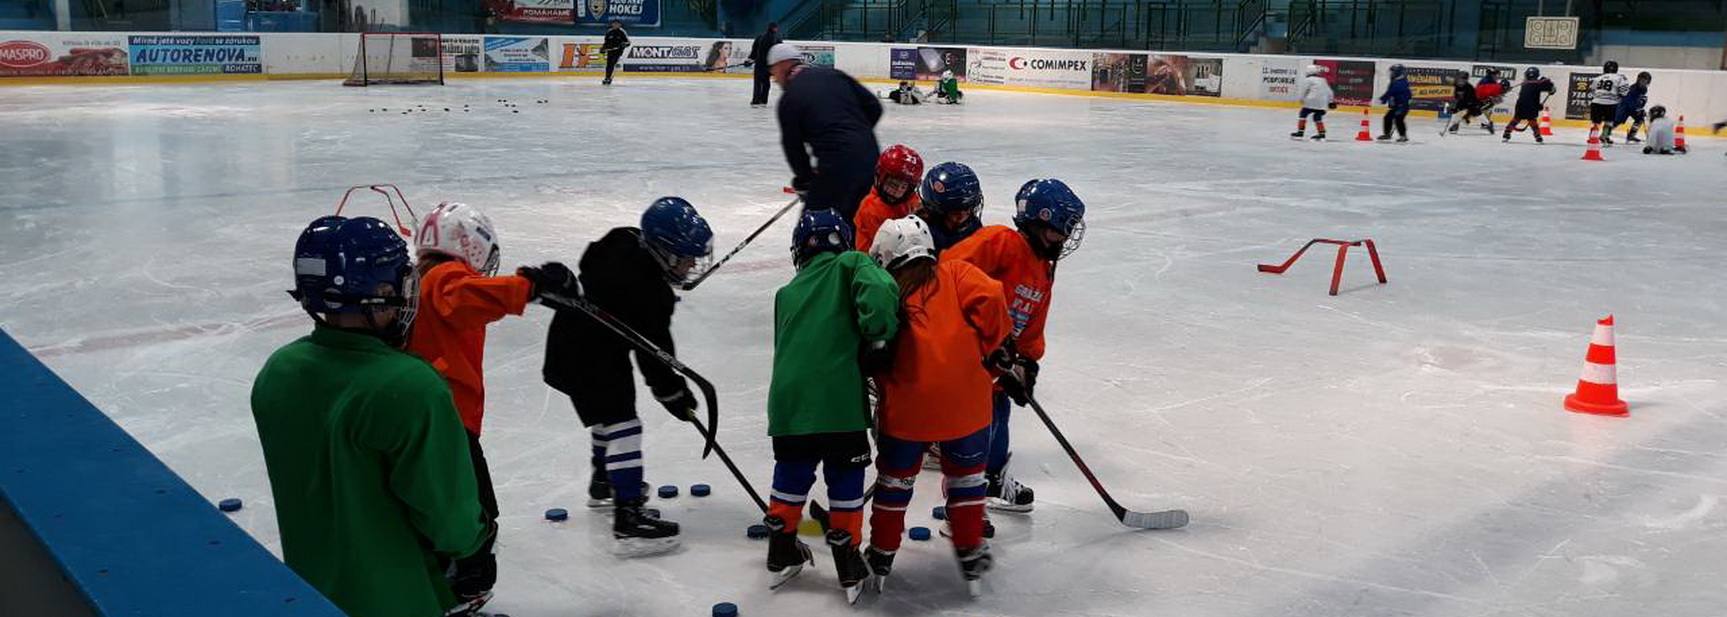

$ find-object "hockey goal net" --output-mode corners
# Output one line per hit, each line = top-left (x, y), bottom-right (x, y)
(344, 32), (444, 86)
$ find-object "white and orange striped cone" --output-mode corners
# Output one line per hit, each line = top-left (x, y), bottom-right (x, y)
(1675, 116), (1689, 151)
(1581, 125), (1605, 161)
(1354, 107), (1373, 141)
(1539, 106), (1554, 136)
(1564, 315), (1629, 417)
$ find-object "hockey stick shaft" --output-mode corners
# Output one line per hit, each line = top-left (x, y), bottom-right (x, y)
(1025, 394), (1188, 529)
(537, 293), (720, 459)
(682, 195), (802, 291)
(703, 61), (752, 73)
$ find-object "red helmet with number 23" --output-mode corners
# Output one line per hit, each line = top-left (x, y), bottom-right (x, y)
(874, 144), (924, 206)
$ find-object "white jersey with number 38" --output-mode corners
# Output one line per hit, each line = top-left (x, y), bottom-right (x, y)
(1590, 73), (1629, 105)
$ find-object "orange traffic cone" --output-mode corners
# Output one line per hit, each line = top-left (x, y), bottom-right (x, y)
(1675, 116), (1688, 151)
(1355, 108), (1373, 141)
(1581, 125), (1605, 161)
(1564, 315), (1628, 417)
(1539, 106), (1554, 136)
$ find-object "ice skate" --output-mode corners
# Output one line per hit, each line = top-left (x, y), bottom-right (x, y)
(1396, 135), (1409, 143)
(939, 512), (996, 539)
(1289, 130), (1305, 140)
(864, 545), (895, 594)
(1376, 134), (1392, 142)
(986, 470), (1035, 513)
(956, 544), (993, 598)
(443, 590), (492, 616)
(613, 498), (679, 557)
(827, 530), (870, 604)
(765, 516), (813, 590)
(585, 470), (612, 507)
(922, 442), (943, 470)
(1309, 132), (1327, 141)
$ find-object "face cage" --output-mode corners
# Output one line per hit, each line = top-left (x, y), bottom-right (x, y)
(1058, 219), (1086, 260)
(648, 241), (712, 286)
(480, 245), (501, 277)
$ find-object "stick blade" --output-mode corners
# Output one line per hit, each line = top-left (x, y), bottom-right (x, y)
(1121, 509), (1189, 530)
(1256, 264), (1283, 273)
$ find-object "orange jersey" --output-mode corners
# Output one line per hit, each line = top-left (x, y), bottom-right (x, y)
(406, 260), (533, 435)
(877, 260), (1011, 442)
(941, 225), (1054, 360)
(853, 188), (920, 254)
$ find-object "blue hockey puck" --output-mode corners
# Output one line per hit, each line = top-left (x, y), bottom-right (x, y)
(690, 484), (712, 497)
(217, 498), (242, 513)
(657, 485), (679, 499)
(545, 508), (569, 522)
(932, 506), (947, 520)
(746, 524), (769, 539)
(712, 602), (738, 617)
(909, 526), (932, 541)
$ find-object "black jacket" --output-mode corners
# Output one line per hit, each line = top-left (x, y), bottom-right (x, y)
(777, 65), (882, 195)
(543, 227), (685, 414)
(602, 28), (630, 54)
(1515, 78), (1556, 117)
(749, 29), (781, 66)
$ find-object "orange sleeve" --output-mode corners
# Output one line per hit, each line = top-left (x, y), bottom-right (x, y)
(423, 263), (534, 330)
(940, 227), (1003, 279)
(1016, 280), (1049, 361)
(954, 263), (1012, 357)
(853, 195), (886, 253)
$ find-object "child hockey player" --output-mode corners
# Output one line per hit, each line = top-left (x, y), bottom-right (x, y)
(253, 216), (490, 617)
(1443, 73), (1482, 135)
(1616, 72), (1653, 143)
(1641, 106), (1688, 155)
(406, 202), (577, 614)
(935, 70), (964, 104)
(1590, 60), (1629, 144)
(864, 216), (1011, 597)
(888, 81), (925, 105)
(1291, 64), (1334, 140)
(854, 144), (924, 253)
(541, 197), (714, 557)
(763, 209), (900, 603)
(943, 179), (1087, 520)
(1377, 63), (1412, 142)
(1502, 67), (1557, 143)
(916, 161), (985, 250)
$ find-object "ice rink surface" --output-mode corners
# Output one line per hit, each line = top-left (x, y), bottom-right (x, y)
(2, 77), (1726, 617)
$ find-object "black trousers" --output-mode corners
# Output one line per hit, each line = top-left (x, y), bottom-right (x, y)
(449, 431), (499, 600)
(604, 50), (623, 81)
(1382, 107), (1408, 137)
(751, 68), (771, 105)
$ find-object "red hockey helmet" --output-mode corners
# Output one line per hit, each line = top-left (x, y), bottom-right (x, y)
(874, 144), (924, 205)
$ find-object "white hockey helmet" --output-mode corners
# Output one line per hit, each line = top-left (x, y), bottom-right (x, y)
(941, 70), (954, 81)
(869, 216), (937, 270)
(1304, 64), (1327, 76)
(416, 202), (501, 275)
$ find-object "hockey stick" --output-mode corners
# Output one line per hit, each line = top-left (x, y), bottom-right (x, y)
(1025, 394), (1189, 530)
(537, 292), (767, 512)
(702, 61), (752, 73)
(681, 193), (802, 291)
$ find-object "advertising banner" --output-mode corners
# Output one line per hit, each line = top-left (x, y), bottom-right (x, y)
(1404, 66), (1462, 112)
(552, 39), (603, 72)
(889, 48), (917, 80)
(796, 43), (834, 69)
(576, 0), (660, 27)
(1316, 59), (1375, 106)
(1258, 57), (1302, 101)
(966, 48), (1007, 85)
(621, 42), (702, 71)
(1145, 54), (1186, 94)
(0, 34), (128, 77)
(442, 35), (483, 73)
(1184, 56), (1223, 97)
(1091, 52), (1146, 92)
(1566, 72), (1598, 120)
(129, 35), (260, 75)
(975, 49), (1091, 90)
(484, 36), (549, 72)
(498, 0), (573, 24)
(914, 46), (965, 81)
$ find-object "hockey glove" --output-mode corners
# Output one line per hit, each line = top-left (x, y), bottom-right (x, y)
(742, 59), (755, 68)
(1327, 102), (1338, 110)
(655, 387), (697, 422)
(518, 262), (581, 302)
(859, 338), (895, 375)
(790, 175), (814, 197)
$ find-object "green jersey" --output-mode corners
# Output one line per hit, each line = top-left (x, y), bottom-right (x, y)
(767, 251), (901, 436)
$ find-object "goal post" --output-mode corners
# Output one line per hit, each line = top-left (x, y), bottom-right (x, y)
(344, 32), (444, 86)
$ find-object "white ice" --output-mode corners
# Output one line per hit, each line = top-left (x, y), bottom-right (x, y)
(3, 78), (1726, 617)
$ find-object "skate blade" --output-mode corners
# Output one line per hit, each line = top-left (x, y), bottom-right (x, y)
(586, 497), (612, 508)
(985, 498), (1034, 513)
(844, 579), (867, 604)
(613, 536), (680, 558)
(443, 591), (493, 616)
(870, 574), (888, 594)
(967, 579), (984, 598)
(768, 564), (805, 590)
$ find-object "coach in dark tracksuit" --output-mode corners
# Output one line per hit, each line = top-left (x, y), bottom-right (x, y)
(747, 22), (781, 107)
(601, 21), (629, 85)
(769, 43), (882, 220)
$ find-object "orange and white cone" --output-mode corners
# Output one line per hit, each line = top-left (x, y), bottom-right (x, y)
(1581, 125), (1605, 161)
(1355, 108), (1373, 141)
(1564, 315), (1628, 417)
(1539, 106), (1554, 136)
(1675, 116), (1688, 151)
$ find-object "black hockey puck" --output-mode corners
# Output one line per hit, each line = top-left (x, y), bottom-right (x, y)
(909, 526), (932, 541)
(512, 110), (519, 114)
(657, 485), (678, 499)
(746, 524), (769, 539)
(690, 484), (711, 497)
(712, 602), (738, 617)
(217, 498), (243, 513)
(932, 506), (947, 520)
(545, 508), (569, 522)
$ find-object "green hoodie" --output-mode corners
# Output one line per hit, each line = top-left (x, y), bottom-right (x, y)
(768, 251), (901, 436)
(250, 325), (488, 617)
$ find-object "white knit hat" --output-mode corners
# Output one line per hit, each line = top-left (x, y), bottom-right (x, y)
(766, 43), (803, 67)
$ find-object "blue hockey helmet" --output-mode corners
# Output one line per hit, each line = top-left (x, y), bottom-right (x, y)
(1013, 178), (1086, 260)
(1388, 63), (1405, 77)
(640, 197), (714, 284)
(918, 161), (984, 217)
(1524, 66), (1540, 80)
(791, 208), (854, 267)
(290, 215), (417, 340)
